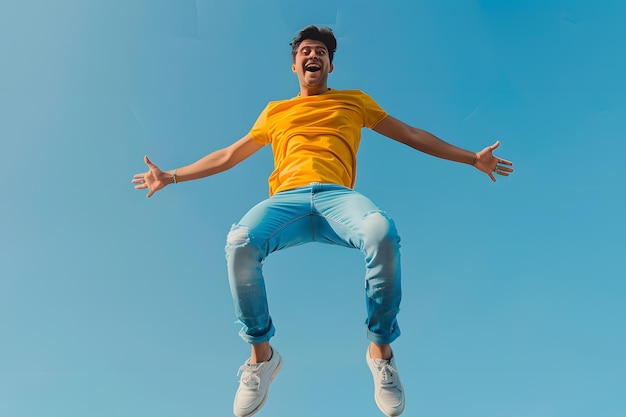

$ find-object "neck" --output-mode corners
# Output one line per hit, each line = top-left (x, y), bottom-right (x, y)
(299, 85), (329, 97)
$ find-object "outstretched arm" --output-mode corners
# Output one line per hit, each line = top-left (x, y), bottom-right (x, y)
(132, 134), (264, 198)
(372, 115), (513, 181)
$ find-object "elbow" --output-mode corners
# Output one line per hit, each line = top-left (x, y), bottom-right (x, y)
(218, 148), (237, 170)
(400, 126), (425, 148)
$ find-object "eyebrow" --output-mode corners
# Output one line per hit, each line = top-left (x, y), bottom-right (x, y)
(298, 44), (328, 52)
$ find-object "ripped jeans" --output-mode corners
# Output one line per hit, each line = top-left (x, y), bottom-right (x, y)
(225, 183), (402, 345)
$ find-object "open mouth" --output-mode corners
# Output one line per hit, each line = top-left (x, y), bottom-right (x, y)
(305, 64), (321, 72)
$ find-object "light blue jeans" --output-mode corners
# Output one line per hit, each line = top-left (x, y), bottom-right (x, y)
(225, 183), (402, 345)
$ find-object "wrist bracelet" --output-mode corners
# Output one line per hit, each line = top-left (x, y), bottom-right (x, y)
(172, 169), (177, 184)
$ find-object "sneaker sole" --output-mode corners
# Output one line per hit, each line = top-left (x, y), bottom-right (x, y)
(374, 395), (405, 417)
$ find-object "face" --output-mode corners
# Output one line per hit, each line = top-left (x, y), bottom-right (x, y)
(292, 39), (334, 89)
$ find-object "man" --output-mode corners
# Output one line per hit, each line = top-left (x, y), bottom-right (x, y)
(132, 25), (513, 417)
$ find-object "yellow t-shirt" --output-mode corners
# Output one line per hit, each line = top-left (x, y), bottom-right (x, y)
(249, 89), (388, 196)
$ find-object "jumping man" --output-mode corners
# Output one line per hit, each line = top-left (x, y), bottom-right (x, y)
(132, 25), (513, 417)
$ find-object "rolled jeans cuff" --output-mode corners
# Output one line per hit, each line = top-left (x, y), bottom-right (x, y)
(238, 319), (276, 345)
(366, 325), (401, 345)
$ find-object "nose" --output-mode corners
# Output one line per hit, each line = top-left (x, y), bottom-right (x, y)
(307, 55), (320, 65)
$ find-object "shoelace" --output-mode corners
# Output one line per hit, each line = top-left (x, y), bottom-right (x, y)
(237, 362), (265, 390)
(375, 360), (398, 386)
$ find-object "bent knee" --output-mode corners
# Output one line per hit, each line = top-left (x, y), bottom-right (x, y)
(226, 224), (251, 248)
(362, 211), (400, 245)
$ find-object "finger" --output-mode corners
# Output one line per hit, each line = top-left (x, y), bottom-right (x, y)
(134, 183), (147, 190)
(490, 140), (500, 151)
(144, 155), (156, 168)
(488, 172), (496, 182)
(131, 177), (145, 184)
(496, 166), (514, 173)
(496, 157), (513, 166)
(146, 188), (154, 198)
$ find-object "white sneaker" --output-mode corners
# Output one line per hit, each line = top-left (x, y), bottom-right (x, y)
(233, 349), (283, 417)
(366, 348), (405, 416)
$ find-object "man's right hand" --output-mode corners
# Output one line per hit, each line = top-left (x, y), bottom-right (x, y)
(132, 155), (172, 198)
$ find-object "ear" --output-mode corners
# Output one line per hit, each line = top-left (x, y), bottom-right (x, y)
(292, 64), (297, 73)
(329, 63), (334, 73)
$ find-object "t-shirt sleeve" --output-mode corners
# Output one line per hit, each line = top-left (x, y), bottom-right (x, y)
(360, 91), (388, 129)
(248, 105), (271, 145)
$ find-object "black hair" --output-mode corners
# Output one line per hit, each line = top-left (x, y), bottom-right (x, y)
(290, 25), (337, 63)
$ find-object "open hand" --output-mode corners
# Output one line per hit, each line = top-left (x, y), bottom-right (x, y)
(474, 141), (514, 182)
(132, 156), (170, 198)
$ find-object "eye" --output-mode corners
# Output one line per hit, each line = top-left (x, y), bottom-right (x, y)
(317, 49), (326, 55)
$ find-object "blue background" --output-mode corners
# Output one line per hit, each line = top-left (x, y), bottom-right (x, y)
(1, 1), (624, 416)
